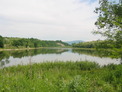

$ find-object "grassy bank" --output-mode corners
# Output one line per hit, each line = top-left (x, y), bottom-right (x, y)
(0, 47), (71, 52)
(0, 61), (122, 92)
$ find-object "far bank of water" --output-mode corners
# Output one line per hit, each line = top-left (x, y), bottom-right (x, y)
(0, 48), (121, 68)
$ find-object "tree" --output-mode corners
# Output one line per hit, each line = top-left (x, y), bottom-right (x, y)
(94, 0), (122, 48)
(0, 35), (4, 48)
(12, 40), (21, 47)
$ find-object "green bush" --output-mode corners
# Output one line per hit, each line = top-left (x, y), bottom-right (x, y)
(0, 61), (121, 92)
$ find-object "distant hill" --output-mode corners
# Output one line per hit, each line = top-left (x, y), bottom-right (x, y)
(65, 40), (83, 45)
(0, 36), (69, 48)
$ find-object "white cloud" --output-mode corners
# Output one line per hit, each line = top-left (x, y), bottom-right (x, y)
(0, 0), (102, 41)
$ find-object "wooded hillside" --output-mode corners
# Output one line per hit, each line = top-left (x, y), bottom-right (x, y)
(0, 36), (69, 49)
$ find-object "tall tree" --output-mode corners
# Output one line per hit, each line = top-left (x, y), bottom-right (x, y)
(94, 0), (122, 47)
(0, 35), (4, 48)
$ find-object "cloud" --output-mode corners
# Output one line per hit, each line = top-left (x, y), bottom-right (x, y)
(0, 0), (102, 41)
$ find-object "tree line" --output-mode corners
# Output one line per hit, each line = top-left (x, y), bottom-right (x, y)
(72, 40), (122, 49)
(0, 36), (69, 48)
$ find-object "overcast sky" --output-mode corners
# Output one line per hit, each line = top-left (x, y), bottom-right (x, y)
(0, 0), (103, 41)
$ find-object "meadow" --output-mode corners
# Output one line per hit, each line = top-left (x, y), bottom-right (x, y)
(0, 61), (122, 92)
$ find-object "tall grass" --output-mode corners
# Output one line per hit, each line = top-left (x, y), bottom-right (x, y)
(0, 61), (122, 92)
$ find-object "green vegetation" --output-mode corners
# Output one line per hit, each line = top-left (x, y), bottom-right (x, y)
(94, 0), (122, 47)
(72, 40), (122, 59)
(72, 0), (122, 52)
(0, 61), (122, 92)
(0, 1), (122, 92)
(72, 40), (122, 49)
(72, 0), (122, 58)
(72, 41), (97, 48)
(0, 35), (4, 48)
(72, 49), (122, 59)
(0, 36), (69, 49)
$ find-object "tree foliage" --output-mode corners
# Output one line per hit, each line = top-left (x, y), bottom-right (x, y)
(94, 0), (122, 43)
(2, 37), (69, 48)
(72, 40), (122, 49)
(0, 35), (4, 48)
(72, 40), (115, 49)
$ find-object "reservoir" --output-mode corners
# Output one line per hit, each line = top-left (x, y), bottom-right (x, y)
(0, 48), (121, 68)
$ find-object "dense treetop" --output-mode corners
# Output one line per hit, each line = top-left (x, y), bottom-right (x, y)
(0, 36), (69, 48)
(94, 0), (122, 42)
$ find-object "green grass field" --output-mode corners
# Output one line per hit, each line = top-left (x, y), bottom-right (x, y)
(0, 61), (122, 92)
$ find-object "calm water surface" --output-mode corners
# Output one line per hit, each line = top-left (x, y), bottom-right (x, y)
(0, 48), (121, 68)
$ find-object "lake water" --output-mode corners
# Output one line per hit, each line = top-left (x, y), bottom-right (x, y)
(0, 48), (121, 68)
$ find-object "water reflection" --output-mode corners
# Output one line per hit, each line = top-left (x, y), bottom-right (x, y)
(0, 59), (10, 67)
(0, 48), (121, 67)
(0, 48), (68, 60)
(73, 49), (122, 59)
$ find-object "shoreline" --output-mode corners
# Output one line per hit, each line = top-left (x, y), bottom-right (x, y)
(0, 47), (121, 52)
(0, 47), (71, 51)
(0, 47), (44, 51)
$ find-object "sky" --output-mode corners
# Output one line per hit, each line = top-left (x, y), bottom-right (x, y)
(0, 0), (103, 41)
